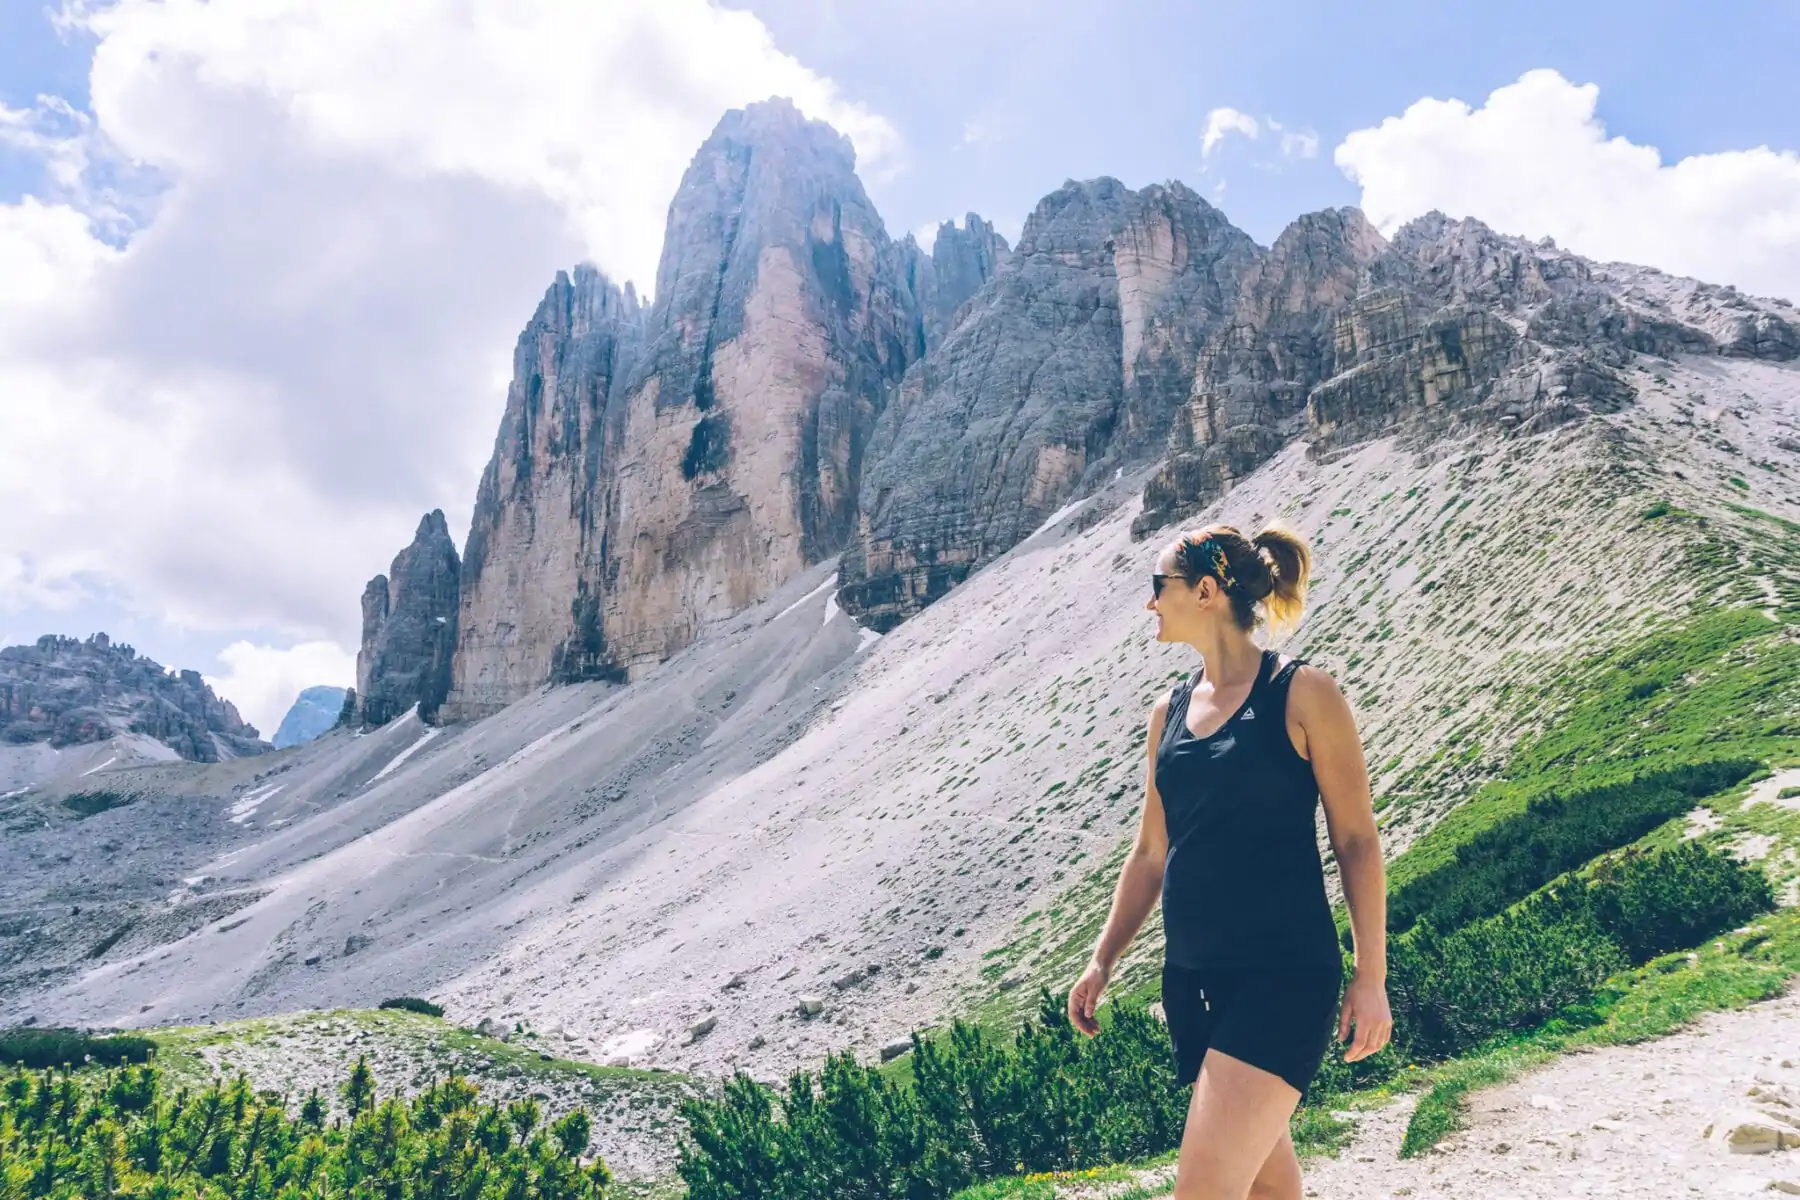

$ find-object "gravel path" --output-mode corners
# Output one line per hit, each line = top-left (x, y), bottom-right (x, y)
(1087, 985), (1800, 1199)
(1296, 985), (1800, 1199)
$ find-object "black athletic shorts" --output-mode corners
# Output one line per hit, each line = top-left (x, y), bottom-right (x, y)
(1160, 962), (1343, 1094)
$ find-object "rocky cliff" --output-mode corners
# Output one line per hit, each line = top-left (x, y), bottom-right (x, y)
(1136, 207), (1385, 534)
(837, 179), (1259, 630)
(0, 633), (267, 761)
(444, 268), (645, 717)
(356, 511), (461, 725)
(1135, 211), (1800, 536)
(444, 98), (921, 716)
(911, 213), (1011, 353)
(597, 98), (921, 675)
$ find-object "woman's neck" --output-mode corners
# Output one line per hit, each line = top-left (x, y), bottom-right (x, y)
(1190, 628), (1262, 685)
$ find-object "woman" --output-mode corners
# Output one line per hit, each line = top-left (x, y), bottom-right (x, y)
(1066, 523), (1390, 1200)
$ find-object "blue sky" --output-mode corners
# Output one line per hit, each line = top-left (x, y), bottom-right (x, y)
(737, 0), (1800, 244)
(1, 0), (1797, 734)
(8, 1), (1798, 248)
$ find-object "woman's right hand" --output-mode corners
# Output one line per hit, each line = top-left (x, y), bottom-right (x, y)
(1067, 959), (1110, 1036)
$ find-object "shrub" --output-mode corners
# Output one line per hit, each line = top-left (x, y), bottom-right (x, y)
(378, 996), (445, 1017)
(61, 789), (135, 817)
(1386, 759), (1758, 937)
(678, 989), (1187, 1200)
(1387, 888), (1626, 1060)
(0, 1027), (156, 1068)
(1587, 841), (1776, 963)
(0, 1060), (611, 1196)
(1386, 840), (1775, 1061)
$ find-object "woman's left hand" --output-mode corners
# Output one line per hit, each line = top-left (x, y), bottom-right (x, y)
(1339, 970), (1392, 1062)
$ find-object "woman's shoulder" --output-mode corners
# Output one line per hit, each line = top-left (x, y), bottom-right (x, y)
(1279, 656), (1348, 711)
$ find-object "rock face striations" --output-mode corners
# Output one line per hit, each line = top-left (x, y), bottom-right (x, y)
(837, 179), (1259, 631)
(908, 214), (1011, 353)
(356, 511), (461, 726)
(443, 98), (922, 716)
(1136, 208), (1386, 534)
(1135, 211), (1800, 537)
(0, 633), (267, 761)
(445, 268), (645, 717)
(597, 98), (920, 675)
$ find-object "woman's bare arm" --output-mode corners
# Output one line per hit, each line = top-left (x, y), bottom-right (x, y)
(1292, 664), (1392, 1059)
(1069, 694), (1171, 1034)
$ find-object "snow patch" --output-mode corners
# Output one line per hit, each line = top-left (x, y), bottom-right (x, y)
(80, 755), (119, 777)
(775, 574), (838, 622)
(369, 727), (442, 783)
(227, 784), (285, 825)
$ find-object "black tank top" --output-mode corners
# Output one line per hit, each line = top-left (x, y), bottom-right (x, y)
(1154, 648), (1342, 973)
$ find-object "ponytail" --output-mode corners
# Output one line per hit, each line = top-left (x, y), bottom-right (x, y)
(1251, 523), (1311, 637)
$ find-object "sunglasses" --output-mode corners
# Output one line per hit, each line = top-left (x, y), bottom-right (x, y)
(1150, 572), (1187, 599)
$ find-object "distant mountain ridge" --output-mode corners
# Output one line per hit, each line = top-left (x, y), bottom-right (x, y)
(0, 633), (268, 762)
(272, 685), (349, 749)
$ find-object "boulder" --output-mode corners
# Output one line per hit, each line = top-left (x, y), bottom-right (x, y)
(1705, 1108), (1800, 1154)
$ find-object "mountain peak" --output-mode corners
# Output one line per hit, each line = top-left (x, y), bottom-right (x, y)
(0, 632), (268, 761)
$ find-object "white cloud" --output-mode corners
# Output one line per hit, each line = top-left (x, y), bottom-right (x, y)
(1201, 107), (1259, 159)
(1335, 68), (1800, 302)
(0, 0), (898, 656)
(205, 638), (355, 739)
(1275, 126), (1319, 160)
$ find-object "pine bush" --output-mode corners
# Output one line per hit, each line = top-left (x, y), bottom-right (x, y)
(376, 996), (444, 1017)
(1587, 841), (1776, 963)
(0, 1059), (612, 1199)
(1387, 759), (1758, 937)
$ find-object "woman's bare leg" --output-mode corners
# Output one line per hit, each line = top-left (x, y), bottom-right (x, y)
(1248, 1128), (1302, 1200)
(1170, 1050), (1303, 1200)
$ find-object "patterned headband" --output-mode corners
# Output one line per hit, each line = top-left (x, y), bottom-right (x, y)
(1180, 535), (1237, 593)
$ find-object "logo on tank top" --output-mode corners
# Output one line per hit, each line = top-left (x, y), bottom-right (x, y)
(1240, 707), (1255, 721)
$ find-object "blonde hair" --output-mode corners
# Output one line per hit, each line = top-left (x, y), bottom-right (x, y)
(1170, 521), (1312, 637)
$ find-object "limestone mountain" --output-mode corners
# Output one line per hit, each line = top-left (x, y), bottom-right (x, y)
(0, 633), (267, 763)
(356, 510), (461, 726)
(907, 213), (1011, 354)
(1137, 206), (1386, 533)
(837, 178), (1261, 630)
(444, 97), (922, 718)
(445, 267), (645, 719)
(271, 686), (349, 749)
(1141, 210), (1800, 533)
